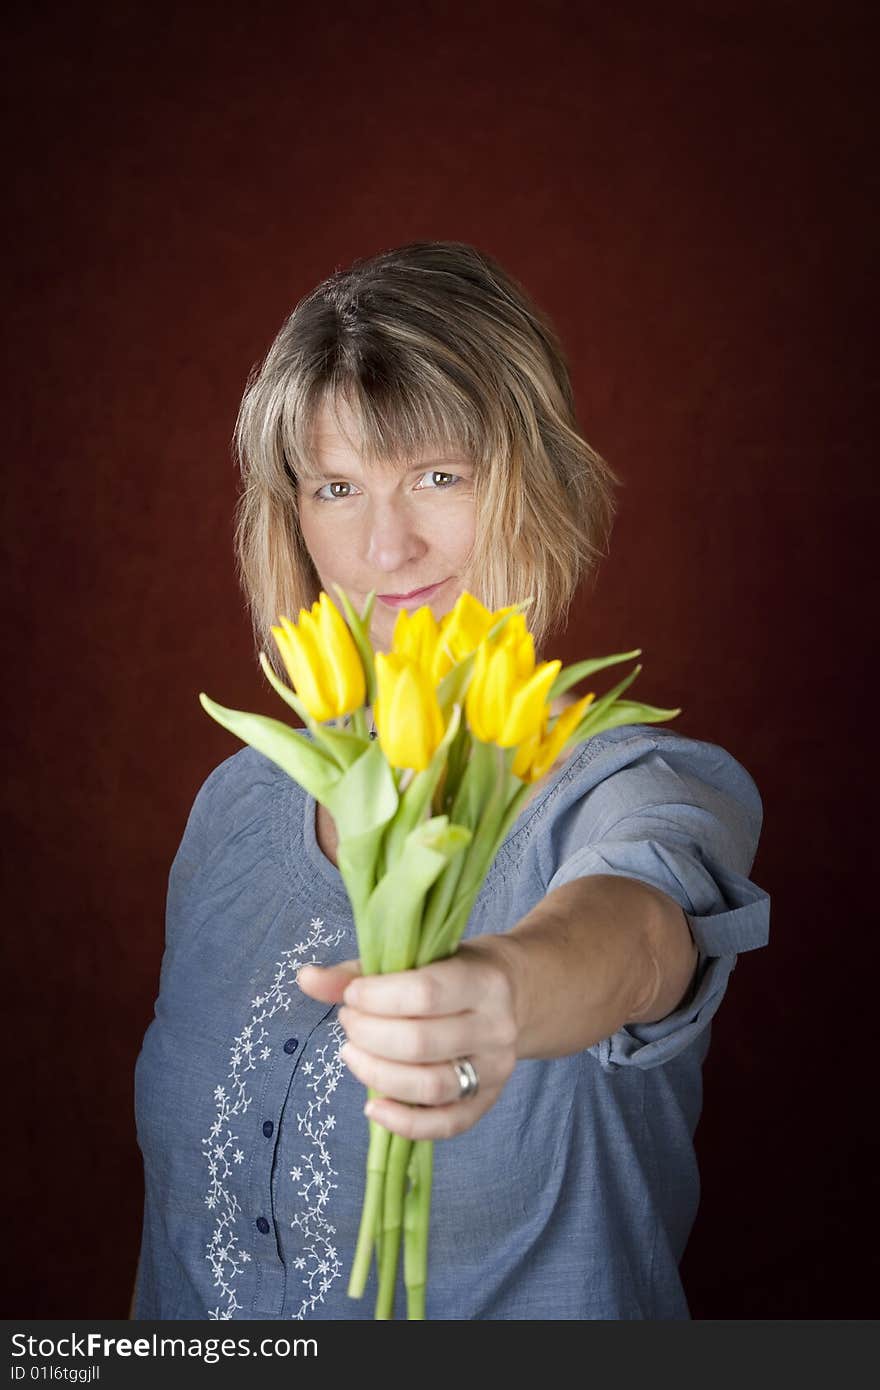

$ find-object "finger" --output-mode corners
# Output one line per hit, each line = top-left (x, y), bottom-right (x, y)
(363, 1092), (489, 1142)
(296, 959), (362, 1004)
(340, 1040), (496, 1108)
(342, 950), (497, 1017)
(337, 1005), (503, 1063)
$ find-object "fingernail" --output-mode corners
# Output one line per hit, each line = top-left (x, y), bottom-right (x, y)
(364, 1100), (376, 1118)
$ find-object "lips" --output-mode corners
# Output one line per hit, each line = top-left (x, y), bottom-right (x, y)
(377, 579), (448, 607)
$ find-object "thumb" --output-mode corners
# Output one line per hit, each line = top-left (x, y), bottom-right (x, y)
(296, 957), (362, 1005)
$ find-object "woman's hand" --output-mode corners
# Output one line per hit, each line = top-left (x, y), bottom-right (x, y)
(296, 936), (521, 1140)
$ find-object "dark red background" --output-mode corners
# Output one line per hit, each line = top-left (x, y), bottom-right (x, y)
(4, 1), (875, 1318)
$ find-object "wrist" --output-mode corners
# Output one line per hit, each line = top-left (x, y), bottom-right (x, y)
(456, 932), (529, 1058)
(487, 876), (665, 1059)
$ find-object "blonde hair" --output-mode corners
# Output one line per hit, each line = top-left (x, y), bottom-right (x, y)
(233, 240), (619, 669)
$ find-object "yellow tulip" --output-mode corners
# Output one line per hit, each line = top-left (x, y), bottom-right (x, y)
(512, 691), (596, 782)
(492, 610), (535, 678)
(373, 652), (446, 771)
(465, 638), (562, 748)
(271, 592), (366, 722)
(390, 606), (454, 686)
(438, 593), (520, 663)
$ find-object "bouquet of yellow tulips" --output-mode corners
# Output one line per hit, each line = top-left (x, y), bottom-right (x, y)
(199, 587), (680, 1319)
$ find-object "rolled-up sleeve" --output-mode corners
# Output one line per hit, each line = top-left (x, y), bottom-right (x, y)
(540, 727), (771, 1071)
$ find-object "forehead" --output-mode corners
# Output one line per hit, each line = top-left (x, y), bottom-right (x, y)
(304, 396), (466, 477)
(309, 397), (373, 461)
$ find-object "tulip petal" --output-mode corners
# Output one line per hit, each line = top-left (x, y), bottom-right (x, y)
(374, 653), (445, 771)
(398, 664), (440, 771)
(300, 609), (341, 719)
(272, 621), (335, 722)
(501, 659), (561, 746)
(318, 592), (366, 714)
(393, 605), (442, 680)
(441, 592), (494, 660)
(430, 637), (455, 686)
(512, 725), (543, 781)
(496, 613), (534, 678)
(554, 691), (595, 744)
(331, 583), (378, 706)
(528, 692), (594, 781)
(483, 645), (517, 738)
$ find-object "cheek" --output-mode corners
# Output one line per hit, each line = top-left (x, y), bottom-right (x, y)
(436, 502), (476, 561)
(298, 510), (347, 575)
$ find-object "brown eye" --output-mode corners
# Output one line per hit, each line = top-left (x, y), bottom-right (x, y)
(420, 470), (459, 489)
(314, 480), (357, 502)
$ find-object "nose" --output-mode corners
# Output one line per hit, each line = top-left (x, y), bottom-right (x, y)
(364, 497), (429, 575)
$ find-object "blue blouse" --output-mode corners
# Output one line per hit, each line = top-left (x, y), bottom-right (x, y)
(132, 724), (770, 1320)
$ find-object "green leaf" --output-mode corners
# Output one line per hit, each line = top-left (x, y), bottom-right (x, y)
(325, 741), (402, 950)
(577, 698), (682, 737)
(337, 827), (394, 968)
(327, 739), (399, 844)
(435, 656), (475, 722)
(311, 723), (371, 771)
(548, 649), (642, 701)
(416, 744), (511, 965)
(426, 739), (501, 954)
(199, 694), (341, 802)
(450, 735), (497, 830)
(381, 704), (463, 864)
(567, 661), (643, 738)
(438, 719), (471, 814)
(364, 817), (471, 973)
(447, 749), (513, 910)
(258, 650), (311, 723)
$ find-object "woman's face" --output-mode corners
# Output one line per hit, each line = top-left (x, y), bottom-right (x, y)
(297, 398), (477, 654)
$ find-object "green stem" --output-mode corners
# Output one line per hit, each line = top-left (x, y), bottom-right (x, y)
(350, 706), (369, 740)
(347, 1112), (391, 1299)
(440, 720), (471, 813)
(346, 741), (532, 1317)
(375, 1132), (413, 1319)
(405, 1139), (433, 1320)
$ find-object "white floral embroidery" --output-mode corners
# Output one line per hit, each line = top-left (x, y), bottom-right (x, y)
(202, 915), (345, 1321)
(288, 1019), (346, 1319)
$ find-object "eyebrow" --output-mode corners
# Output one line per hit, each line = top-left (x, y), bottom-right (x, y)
(299, 458), (471, 480)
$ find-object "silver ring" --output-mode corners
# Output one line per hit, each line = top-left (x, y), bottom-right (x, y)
(452, 1057), (479, 1101)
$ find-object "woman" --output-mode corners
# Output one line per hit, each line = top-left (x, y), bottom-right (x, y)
(132, 241), (770, 1320)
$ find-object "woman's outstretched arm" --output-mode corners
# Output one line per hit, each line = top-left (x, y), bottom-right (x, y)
(297, 872), (698, 1139)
